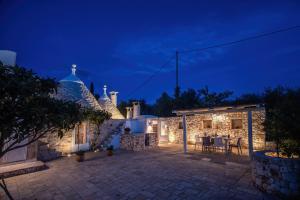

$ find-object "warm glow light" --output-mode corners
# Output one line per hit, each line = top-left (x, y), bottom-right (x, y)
(212, 114), (225, 122)
(67, 153), (72, 157)
(169, 133), (175, 143)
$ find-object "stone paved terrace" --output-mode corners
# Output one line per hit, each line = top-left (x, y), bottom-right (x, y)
(1, 145), (277, 200)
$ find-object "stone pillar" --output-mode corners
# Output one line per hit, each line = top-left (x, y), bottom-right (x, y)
(132, 102), (140, 119)
(109, 91), (118, 106)
(183, 114), (187, 154)
(248, 110), (253, 159)
(126, 107), (133, 119)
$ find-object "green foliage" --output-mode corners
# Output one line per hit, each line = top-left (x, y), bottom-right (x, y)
(154, 92), (174, 117)
(0, 63), (85, 158)
(264, 87), (300, 157)
(83, 108), (111, 131)
(198, 86), (233, 107)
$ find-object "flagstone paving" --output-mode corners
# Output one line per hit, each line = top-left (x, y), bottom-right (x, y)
(1, 145), (277, 200)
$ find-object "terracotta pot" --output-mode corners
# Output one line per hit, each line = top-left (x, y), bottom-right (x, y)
(107, 150), (113, 156)
(76, 154), (85, 162)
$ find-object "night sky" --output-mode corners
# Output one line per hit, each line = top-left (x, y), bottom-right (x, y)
(1, 0), (300, 103)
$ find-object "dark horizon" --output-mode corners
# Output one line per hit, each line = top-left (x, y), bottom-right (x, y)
(1, 0), (300, 103)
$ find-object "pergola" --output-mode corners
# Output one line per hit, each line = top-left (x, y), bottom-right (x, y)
(173, 104), (265, 158)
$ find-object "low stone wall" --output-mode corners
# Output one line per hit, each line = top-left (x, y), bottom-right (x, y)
(120, 133), (158, 151)
(252, 151), (300, 197)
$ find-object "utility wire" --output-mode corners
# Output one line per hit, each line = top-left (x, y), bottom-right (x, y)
(126, 55), (175, 98)
(179, 25), (300, 54)
(125, 25), (300, 99)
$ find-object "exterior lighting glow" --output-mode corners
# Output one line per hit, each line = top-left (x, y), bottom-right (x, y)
(67, 153), (72, 157)
(169, 133), (175, 143)
(212, 114), (225, 122)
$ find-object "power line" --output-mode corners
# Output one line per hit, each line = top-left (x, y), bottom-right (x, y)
(125, 25), (300, 99)
(179, 25), (300, 54)
(126, 55), (175, 98)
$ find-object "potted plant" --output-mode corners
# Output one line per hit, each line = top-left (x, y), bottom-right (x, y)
(124, 127), (131, 134)
(75, 150), (85, 162)
(107, 145), (114, 156)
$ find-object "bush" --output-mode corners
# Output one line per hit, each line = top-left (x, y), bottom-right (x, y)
(280, 139), (300, 158)
(264, 87), (300, 158)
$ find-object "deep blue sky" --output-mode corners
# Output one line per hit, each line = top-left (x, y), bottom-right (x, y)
(1, 0), (300, 103)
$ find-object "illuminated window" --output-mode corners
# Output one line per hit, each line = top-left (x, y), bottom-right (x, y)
(203, 120), (212, 129)
(178, 122), (183, 129)
(231, 119), (243, 129)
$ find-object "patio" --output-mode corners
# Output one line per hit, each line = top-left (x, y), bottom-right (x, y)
(0, 145), (276, 200)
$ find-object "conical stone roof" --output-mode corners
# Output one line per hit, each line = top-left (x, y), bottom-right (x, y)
(98, 85), (124, 119)
(55, 65), (102, 110)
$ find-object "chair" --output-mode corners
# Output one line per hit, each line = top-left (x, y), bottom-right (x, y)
(229, 137), (242, 155)
(194, 135), (202, 150)
(213, 137), (225, 152)
(202, 136), (211, 151)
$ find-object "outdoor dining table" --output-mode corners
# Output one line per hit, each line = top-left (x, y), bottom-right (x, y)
(209, 136), (232, 153)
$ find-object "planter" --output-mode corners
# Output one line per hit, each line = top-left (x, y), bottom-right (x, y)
(107, 150), (113, 156)
(75, 152), (85, 162)
(252, 151), (300, 198)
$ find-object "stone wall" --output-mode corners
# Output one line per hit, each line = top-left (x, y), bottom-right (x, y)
(252, 151), (300, 197)
(120, 133), (158, 151)
(160, 110), (265, 150)
(38, 121), (98, 161)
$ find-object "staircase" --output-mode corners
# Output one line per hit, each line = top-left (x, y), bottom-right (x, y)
(98, 120), (125, 148)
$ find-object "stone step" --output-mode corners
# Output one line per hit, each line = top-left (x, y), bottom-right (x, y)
(0, 160), (46, 179)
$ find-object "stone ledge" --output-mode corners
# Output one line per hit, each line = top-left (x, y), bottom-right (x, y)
(0, 160), (47, 179)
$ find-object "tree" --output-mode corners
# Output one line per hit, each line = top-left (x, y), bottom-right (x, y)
(264, 87), (300, 157)
(234, 93), (263, 105)
(198, 86), (233, 107)
(0, 63), (106, 199)
(84, 109), (111, 150)
(154, 92), (174, 117)
(89, 82), (95, 95)
(179, 89), (200, 109)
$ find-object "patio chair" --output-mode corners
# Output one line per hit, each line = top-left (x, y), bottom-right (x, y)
(194, 135), (202, 150)
(213, 137), (225, 152)
(202, 136), (211, 152)
(229, 137), (242, 155)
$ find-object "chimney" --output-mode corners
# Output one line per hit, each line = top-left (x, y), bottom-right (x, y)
(109, 91), (118, 106)
(126, 107), (133, 119)
(132, 102), (140, 119)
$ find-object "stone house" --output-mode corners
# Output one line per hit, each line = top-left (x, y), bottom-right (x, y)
(38, 65), (125, 160)
(122, 104), (266, 154)
(0, 63), (125, 164)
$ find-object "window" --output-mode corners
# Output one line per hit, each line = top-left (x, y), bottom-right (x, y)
(75, 123), (87, 144)
(178, 122), (183, 129)
(152, 124), (158, 133)
(231, 119), (243, 129)
(203, 120), (212, 129)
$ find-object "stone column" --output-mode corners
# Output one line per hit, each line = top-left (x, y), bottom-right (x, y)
(183, 114), (187, 154)
(109, 91), (118, 106)
(132, 102), (140, 119)
(248, 110), (253, 159)
(126, 107), (133, 119)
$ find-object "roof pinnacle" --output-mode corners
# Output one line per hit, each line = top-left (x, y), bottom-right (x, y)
(71, 64), (76, 75)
